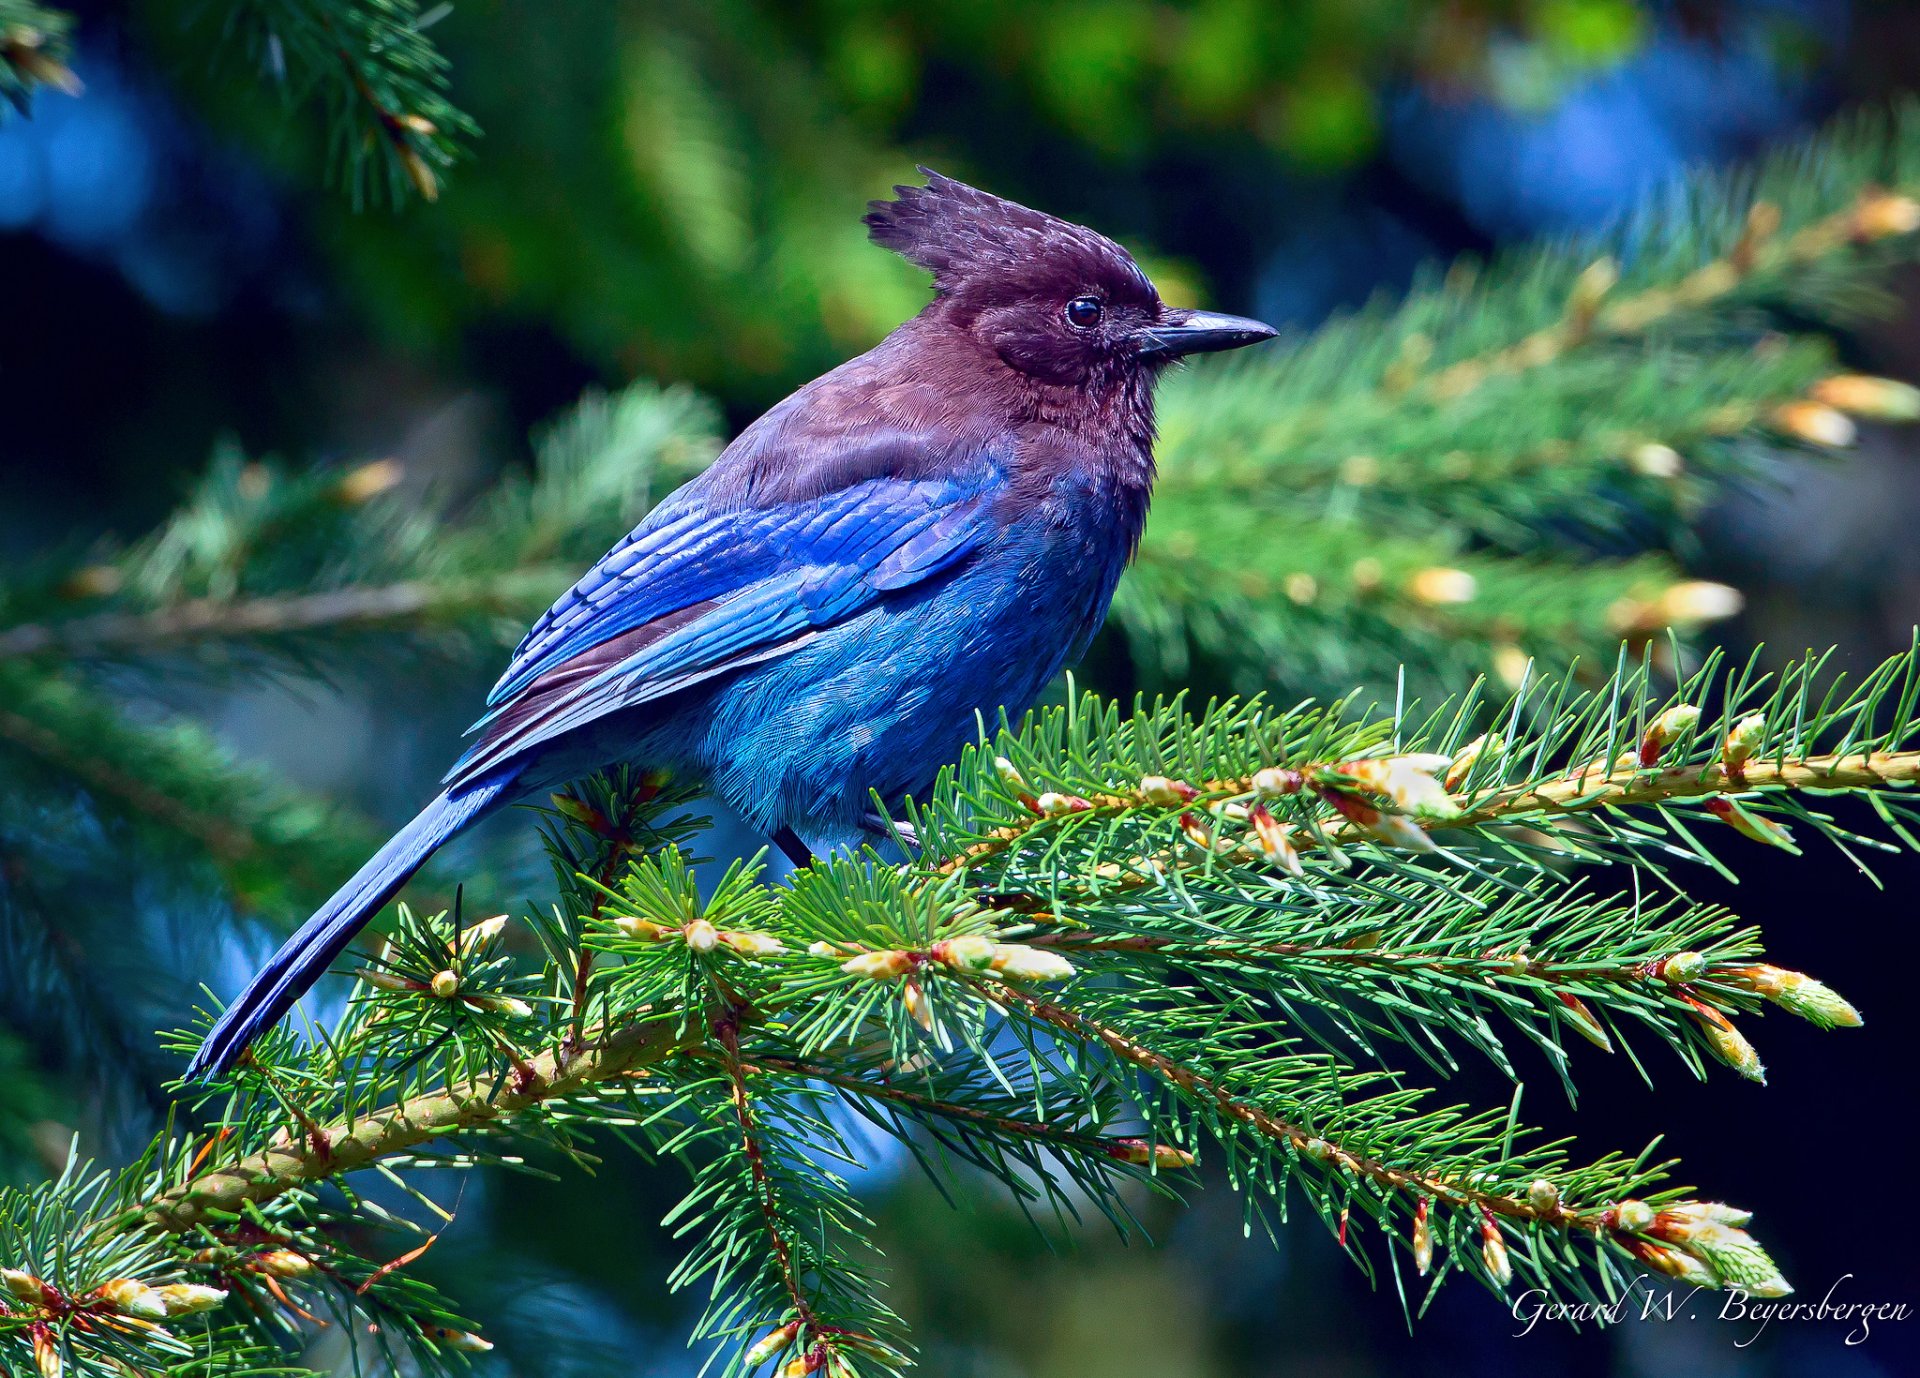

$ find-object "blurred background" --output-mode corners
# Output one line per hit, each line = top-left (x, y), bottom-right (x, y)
(4, 1), (1920, 1374)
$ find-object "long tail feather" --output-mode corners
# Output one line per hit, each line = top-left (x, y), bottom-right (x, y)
(186, 775), (516, 1080)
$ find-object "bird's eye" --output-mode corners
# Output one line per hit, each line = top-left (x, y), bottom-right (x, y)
(1065, 296), (1104, 329)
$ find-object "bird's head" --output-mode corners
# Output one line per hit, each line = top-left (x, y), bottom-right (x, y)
(865, 169), (1276, 390)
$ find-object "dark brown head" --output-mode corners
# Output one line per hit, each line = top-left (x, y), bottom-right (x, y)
(865, 169), (1275, 390)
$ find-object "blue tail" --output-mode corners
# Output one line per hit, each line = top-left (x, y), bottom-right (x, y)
(186, 775), (517, 1080)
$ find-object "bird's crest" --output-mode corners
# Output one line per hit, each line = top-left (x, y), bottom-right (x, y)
(865, 168), (1152, 302)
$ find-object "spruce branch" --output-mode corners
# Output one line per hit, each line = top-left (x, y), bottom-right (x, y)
(1131, 103), (1920, 697)
(11, 636), (1911, 1373)
(208, 0), (478, 205)
(0, 0), (76, 112)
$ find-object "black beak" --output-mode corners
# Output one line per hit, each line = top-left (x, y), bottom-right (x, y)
(1135, 308), (1278, 360)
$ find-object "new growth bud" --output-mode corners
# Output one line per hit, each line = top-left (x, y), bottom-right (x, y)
(1614, 1199), (1655, 1232)
(1411, 1197), (1434, 1276)
(1556, 992), (1614, 1053)
(1480, 1214), (1513, 1286)
(1687, 1001), (1766, 1083)
(153, 1283), (228, 1316)
(987, 944), (1075, 983)
(1811, 374), (1920, 420)
(683, 918), (720, 953)
(614, 916), (672, 942)
(1444, 733), (1500, 791)
(1774, 400), (1858, 448)
(456, 915), (508, 952)
(1856, 191), (1920, 239)
(1139, 774), (1197, 807)
(1108, 1138), (1196, 1169)
(1705, 796), (1795, 850)
(429, 970), (461, 998)
(427, 1326), (494, 1353)
(1251, 766), (1302, 797)
(1722, 713), (1767, 774)
(842, 950), (915, 980)
(1036, 791), (1093, 817)
(1639, 705), (1700, 766)
(252, 1249), (313, 1278)
(745, 1322), (801, 1367)
(1527, 1179), (1561, 1216)
(1407, 566), (1478, 605)
(932, 935), (997, 973)
(1246, 804), (1303, 875)
(720, 930), (786, 957)
(98, 1279), (167, 1320)
(1736, 964), (1862, 1029)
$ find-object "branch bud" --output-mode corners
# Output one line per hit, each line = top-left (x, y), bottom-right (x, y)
(1635, 1239), (1719, 1287)
(1638, 705), (1700, 766)
(842, 950), (915, 980)
(1855, 190), (1920, 239)
(994, 756), (1027, 789)
(988, 944), (1075, 983)
(1411, 1197), (1433, 1276)
(354, 969), (416, 993)
(720, 930), (786, 957)
(1251, 766), (1302, 797)
(902, 980), (934, 1032)
(683, 918), (719, 953)
(1139, 774), (1197, 807)
(745, 1322), (801, 1368)
(1687, 1000), (1766, 1083)
(613, 916), (671, 942)
(1407, 566), (1478, 605)
(429, 969), (461, 999)
(1342, 754), (1460, 819)
(1178, 811), (1217, 851)
(1614, 1199), (1655, 1232)
(470, 995), (534, 1017)
(33, 1327), (59, 1378)
(1556, 992), (1613, 1053)
(427, 1326), (494, 1352)
(932, 935), (997, 973)
(455, 915), (508, 952)
(4, 1269), (48, 1303)
(1660, 951), (1709, 984)
(1444, 733), (1500, 791)
(1628, 442), (1683, 478)
(153, 1283), (228, 1316)
(1735, 964), (1862, 1029)
(1246, 803), (1303, 875)
(1773, 400), (1857, 448)
(1810, 374), (1920, 421)
(1705, 796), (1795, 850)
(252, 1249), (313, 1278)
(1480, 1214), (1513, 1286)
(1526, 1179), (1561, 1216)
(1108, 1138), (1195, 1169)
(98, 1278), (167, 1320)
(1721, 713), (1766, 774)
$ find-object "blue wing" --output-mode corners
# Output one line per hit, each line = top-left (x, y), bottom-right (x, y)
(445, 456), (1003, 788)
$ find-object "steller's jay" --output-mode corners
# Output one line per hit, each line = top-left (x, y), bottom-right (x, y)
(187, 170), (1276, 1079)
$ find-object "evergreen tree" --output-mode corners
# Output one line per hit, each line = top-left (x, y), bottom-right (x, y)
(6, 9), (1920, 1376)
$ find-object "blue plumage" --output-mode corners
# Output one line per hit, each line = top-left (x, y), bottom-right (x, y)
(186, 169), (1274, 1080)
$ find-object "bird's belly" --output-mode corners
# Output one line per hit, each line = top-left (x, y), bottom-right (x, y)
(688, 546), (1113, 839)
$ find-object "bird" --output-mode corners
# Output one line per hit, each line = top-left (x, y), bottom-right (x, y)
(186, 169), (1276, 1080)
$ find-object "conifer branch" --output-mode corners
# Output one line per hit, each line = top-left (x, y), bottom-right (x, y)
(143, 1011), (700, 1235)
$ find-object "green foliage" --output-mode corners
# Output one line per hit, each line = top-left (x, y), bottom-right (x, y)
(8, 641), (1916, 1375)
(1135, 103), (1920, 699)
